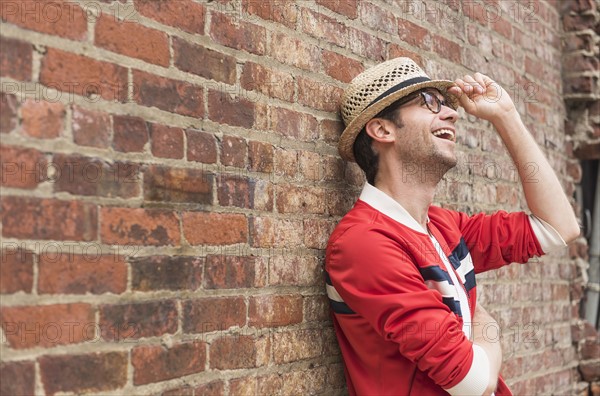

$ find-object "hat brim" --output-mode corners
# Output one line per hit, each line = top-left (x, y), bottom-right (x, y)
(338, 79), (458, 162)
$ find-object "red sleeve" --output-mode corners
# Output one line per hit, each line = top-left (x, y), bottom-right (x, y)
(327, 224), (474, 389)
(447, 210), (544, 273)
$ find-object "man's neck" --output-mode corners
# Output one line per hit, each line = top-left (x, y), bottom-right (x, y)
(374, 168), (441, 230)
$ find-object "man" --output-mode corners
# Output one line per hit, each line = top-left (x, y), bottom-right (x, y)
(325, 57), (580, 395)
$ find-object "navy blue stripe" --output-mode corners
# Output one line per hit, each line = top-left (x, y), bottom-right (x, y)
(330, 300), (355, 315)
(442, 297), (463, 317)
(419, 266), (453, 284)
(464, 269), (476, 292)
(366, 76), (431, 108)
(324, 271), (332, 285)
(448, 254), (461, 270)
(454, 238), (470, 261)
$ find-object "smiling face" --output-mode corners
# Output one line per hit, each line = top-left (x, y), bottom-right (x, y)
(390, 89), (460, 178)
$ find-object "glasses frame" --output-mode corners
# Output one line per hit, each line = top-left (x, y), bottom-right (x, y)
(419, 91), (456, 114)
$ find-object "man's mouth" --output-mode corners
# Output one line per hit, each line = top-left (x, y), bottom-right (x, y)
(431, 129), (455, 142)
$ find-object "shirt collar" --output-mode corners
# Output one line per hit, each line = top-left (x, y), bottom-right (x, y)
(358, 183), (428, 234)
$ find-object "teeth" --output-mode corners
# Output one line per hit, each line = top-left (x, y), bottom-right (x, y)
(432, 129), (455, 140)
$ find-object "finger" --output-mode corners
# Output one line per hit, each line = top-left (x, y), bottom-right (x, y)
(473, 73), (487, 91)
(464, 74), (484, 94)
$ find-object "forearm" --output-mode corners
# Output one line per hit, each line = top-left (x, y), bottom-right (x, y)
(472, 305), (502, 396)
(491, 111), (579, 243)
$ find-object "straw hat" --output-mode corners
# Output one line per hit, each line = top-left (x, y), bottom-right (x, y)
(338, 57), (457, 162)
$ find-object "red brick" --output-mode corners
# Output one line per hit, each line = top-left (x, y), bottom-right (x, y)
(322, 51), (364, 83)
(133, 70), (204, 117)
(276, 184), (325, 214)
(217, 174), (250, 208)
(134, 0), (205, 34)
(270, 106), (319, 141)
(52, 153), (140, 198)
(304, 294), (329, 322)
(253, 179), (275, 211)
(182, 297), (246, 334)
(194, 381), (225, 396)
(268, 32), (321, 71)
(248, 141), (274, 173)
(0, 145), (46, 189)
(432, 35), (462, 63)
(0, 361), (35, 396)
(388, 45), (423, 65)
(563, 13), (597, 32)
(319, 119), (343, 143)
(358, 1), (396, 34)
(100, 207), (180, 245)
(182, 212), (248, 245)
(132, 341), (206, 385)
(322, 155), (345, 181)
(304, 218), (336, 249)
(149, 124), (184, 159)
(0, 303), (94, 349)
(347, 27), (386, 60)
(1, 197), (97, 241)
(249, 216), (304, 248)
(221, 135), (247, 167)
(249, 295), (303, 327)
(273, 329), (324, 363)
(210, 11), (266, 55)
(143, 165), (213, 204)
(299, 150), (321, 180)
(300, 8), (347, 48)
(40, 48), (128, 102)
(0, 36), (32, 80)
(580, 361), (600, 382)
(269, 255), (320, 286)
(563, 54), (599, 72)
(397, 19), (431, 50)
(297, 77), (344, 113)
(0, 0), (87, 40)
(38, 254), (126, 295)
(316, 0), (358, 19)
(0, 93), (19, 133)
(173, 37), (236, 85)
(186, 129), (217, 164)
(20, 99), (65, 139)
(241, 62), (295, 102)
(274, 148), (299, 178)
(204, 255), (260, 289)
(210, 335), (269, 370)
(131, 256), (203, 291)
(95, 14), (169, 66)
(243, 0), (298, 28)
(208, 90), (255, 129)
(112, 115), (148, 152)
(492, 16), (512, 39)
(100, 300), (178, 341)
(162, 386), (193, 396)
(0, 247), (34, 293)
(72, 106), (111, 148)
(39, 352), (127, 395)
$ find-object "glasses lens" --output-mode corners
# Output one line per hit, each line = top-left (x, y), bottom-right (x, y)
(421, 92), (441, 113)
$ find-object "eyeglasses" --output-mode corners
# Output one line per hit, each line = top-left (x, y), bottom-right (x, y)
(418, 91), (456, 113)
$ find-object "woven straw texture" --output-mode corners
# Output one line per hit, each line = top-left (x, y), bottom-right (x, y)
(338, 57), (456, 162)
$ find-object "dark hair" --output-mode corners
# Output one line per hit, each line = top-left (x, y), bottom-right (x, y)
(352, 91), (422, 185)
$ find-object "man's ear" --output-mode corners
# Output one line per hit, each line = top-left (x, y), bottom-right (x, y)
(364, 118), (396, 144)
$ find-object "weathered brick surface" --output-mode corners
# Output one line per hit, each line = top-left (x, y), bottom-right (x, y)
(0, 248), (34, 293)
(39, 352), (127, 395)
(99, 300), (178, 340)
(0, 0), (593, 394)
(131, 255), (203, 291)
(131, 341), (206, 385)
(0, 36), (32, 80)
(38, 254), (127, 295)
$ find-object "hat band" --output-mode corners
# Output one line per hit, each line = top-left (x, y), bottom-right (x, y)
(365, 76), (431, 109)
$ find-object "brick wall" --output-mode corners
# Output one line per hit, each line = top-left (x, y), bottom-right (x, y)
(0, 0), (592, 395)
